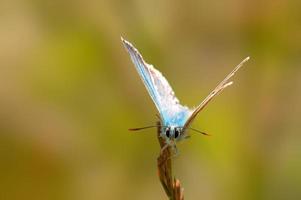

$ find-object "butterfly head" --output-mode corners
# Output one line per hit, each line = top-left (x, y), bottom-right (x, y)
(162, 126), (184, 144)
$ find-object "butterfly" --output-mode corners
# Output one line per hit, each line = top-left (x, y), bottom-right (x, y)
(121, 37), (249, 153)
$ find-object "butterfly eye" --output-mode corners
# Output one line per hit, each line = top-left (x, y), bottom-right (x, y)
(165, 128), (170, 138)
(174, 128), (179, 138)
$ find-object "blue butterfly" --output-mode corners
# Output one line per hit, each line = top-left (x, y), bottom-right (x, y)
(122, 37), (249, 153)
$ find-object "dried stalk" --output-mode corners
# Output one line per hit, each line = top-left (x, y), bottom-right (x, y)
(157, 121), (184, 200)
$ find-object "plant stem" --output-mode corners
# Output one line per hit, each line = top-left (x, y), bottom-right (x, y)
(157, 122), (184, 200)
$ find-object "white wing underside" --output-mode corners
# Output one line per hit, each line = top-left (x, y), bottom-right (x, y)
(122, 38), (192, 124)
(183, 56), (250, 128)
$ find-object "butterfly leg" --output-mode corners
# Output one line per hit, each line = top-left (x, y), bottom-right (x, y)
(160, 143), (169, 155)
(173, 145), (179, 157)
(182, 135), (190, 140)
(177, 134), (190, 143)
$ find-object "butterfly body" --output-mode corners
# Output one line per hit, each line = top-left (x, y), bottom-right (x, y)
(122, 37), (249, 150)
(160, 109), (192, 143)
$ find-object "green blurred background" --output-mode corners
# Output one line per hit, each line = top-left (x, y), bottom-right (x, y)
(1, 0), (301, 199)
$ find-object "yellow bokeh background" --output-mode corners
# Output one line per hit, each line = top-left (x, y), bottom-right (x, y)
(0, 0), (301, 199)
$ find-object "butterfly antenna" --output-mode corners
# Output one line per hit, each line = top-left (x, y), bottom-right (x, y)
(187, 127), (211, 136)
(129, 125), (167, 131)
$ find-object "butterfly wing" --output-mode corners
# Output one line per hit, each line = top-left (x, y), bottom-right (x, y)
(183, 57), (250, 130)
(122, 38), (192, 125)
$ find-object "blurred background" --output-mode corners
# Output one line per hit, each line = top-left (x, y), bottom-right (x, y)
(1, 0), (301, 199)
